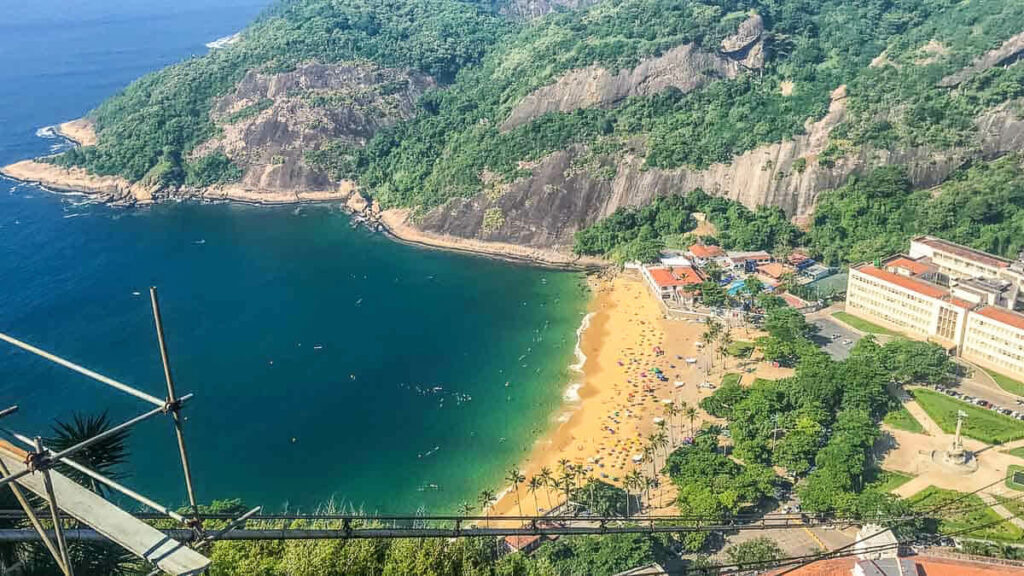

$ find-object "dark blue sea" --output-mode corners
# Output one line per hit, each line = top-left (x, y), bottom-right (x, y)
(0, 0), (587, 513)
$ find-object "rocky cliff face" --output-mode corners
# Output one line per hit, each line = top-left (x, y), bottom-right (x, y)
(502, 15), (764, 130)
(193, 62), (435, 195)
(940, 31), (1024, 87)
(412, 92), (1024, 252)
(497, 0), (599, 20)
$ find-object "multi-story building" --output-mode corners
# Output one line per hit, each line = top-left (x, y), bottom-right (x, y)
(847, 263), (970, 349)
(962, 307), (1024, 377)
(846, 239), (1024, 380)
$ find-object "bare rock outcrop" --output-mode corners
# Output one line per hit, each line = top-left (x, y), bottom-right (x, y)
(502, 15), (764, 130)
(0, 160), (156, 204)
(415, 92), (1024, 253)
(498, 0), (599, 20)
(192, 61), (434, 196)
(720, 13), (764, 69)
(940, 31), (1024, 87)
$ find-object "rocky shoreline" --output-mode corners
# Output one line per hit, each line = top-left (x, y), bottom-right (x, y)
(1, 119), (607, 271)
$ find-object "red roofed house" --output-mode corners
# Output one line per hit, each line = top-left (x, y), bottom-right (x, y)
(641, 265), (705, 307)
(687, 243), (726, 265)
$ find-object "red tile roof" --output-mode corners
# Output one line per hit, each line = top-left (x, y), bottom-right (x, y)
(758, 263), (792, 279)
(914, 555), (1024, 575)
(781, 292), (810, 308)
(765, 556), (1024, 576)
(765, 558), (855, 575)
(949, 298), (974, 310)
(886, 256), (932, 276)
(919, 237), (1011, 269)
(688, 244), (726, 259)
(976, 306), (1024, 331)
(648, 266), (704, 288)
(855, 265), (949, 300)
(503, 534), (541, 551)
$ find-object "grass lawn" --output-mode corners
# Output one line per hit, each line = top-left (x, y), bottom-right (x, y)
(726, 340), (755, 358)
(866, 469), (914, 493)
(1009, 447), (1024, 459)
(883, 405), (925, 434)
(721, 373), (742, 387)
(983, 367), (1024, 397)
(911, 389), (1024, 444)
(1007, 465), (1024, 492)
(832, 311), (903, 337)
(996, 493), (1024, 517)
(910, 486), (1024, 542)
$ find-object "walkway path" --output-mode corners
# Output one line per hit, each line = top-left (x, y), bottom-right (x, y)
(978, 491), (1024, 530)
(903, 399), (944, 437)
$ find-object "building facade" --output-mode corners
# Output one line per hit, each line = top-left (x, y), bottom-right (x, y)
(846, 239), (1024, 378)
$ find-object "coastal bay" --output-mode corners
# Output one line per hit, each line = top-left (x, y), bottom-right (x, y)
(0, 0), (590, 515)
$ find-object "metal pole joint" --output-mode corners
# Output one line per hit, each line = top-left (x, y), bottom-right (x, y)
(25, 451), (51, 474)
(163, 398), (183, 414)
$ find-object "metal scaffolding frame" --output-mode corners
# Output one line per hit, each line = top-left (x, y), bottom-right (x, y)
(0, 287), (255, 576)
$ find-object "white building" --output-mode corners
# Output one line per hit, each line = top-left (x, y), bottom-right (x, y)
(846, 242), (1024, 379)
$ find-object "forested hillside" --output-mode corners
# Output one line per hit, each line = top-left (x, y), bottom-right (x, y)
(38, 0), (1024, 260)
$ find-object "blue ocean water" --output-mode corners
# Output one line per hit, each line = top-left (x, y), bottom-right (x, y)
(0, 0), (587, 513)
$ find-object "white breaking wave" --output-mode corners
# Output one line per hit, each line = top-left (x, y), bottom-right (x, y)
(35, 126), (59, 139)
(569, 312), (593, 373)
(206, 32), (241, 50)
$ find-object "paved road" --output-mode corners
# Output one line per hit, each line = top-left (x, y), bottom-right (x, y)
(809, 317), (862, 360)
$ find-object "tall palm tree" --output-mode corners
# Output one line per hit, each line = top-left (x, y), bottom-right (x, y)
(478, 490), (497, 528)
(677, 401), (688, 439)
(458, 501), (474, 517)
(34, 412), (136, 576)
(685, 406), (698, 438)
(702, 319), (722, 370)
(642, 445), (655, 479)
(539, 466), (554, 509)
(718, 331), (734, 369)
(506, 466), (526, 517)
(663, 402), (678, 445)
(527, 476), (543, 514)
(624, 471), (642, 517)
(47, 411), (129, 496)
(558, 468), (574, 511)
(652, 432), (669, 468)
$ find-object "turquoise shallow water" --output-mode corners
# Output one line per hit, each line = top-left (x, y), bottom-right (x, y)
(0, 0), (587, 513)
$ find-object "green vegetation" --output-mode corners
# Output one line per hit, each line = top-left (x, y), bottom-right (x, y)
(726, 341), (755, 358)
(53, 0), (1024, 224)
(721, 373), (742, 387)
(1007, 465), (1024, 492)
(225, 97), (275, 123)
(910, 486), (1024, 542)
(699, 307), (950, 516)
(809, 157), (1024, 266)
(866, 469), (914, 494)
(664, 428), (776, 551)
(911, 389), (1024, 444)
(983, 367), (1024, 397)
(832, 311), (902, 337)
(724, 537), (783, 566)
(883, 406), (924, 434)
(54, 0), (505, 185)
(1009, 447), (1024, 459)
(209, 528), (673, 576)
(696, 305), (952, 519)
(572, 189), (801, 262)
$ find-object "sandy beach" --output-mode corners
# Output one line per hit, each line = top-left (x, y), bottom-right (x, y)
(491, 271), (793, 517)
